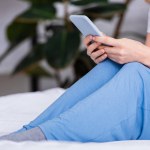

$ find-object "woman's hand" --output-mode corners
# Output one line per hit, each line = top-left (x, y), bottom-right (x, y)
(93, 36), (148, 64)
(83, 35), (107, 64)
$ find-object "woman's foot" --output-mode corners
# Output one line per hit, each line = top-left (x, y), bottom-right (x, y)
(0, 127), (46, 142)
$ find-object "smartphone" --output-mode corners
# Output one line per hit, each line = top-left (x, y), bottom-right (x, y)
(69, 15), (112, 47)
(69, 15), (104, 37)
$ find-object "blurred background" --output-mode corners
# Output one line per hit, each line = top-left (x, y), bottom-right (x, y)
(0, 0), (149, 96)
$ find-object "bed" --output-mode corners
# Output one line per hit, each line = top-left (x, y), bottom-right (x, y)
(0, 87), (149, 150)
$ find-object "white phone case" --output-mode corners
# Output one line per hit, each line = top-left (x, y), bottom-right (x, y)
(69, 15), (104, 37)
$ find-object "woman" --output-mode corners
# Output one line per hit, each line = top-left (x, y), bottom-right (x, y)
(1, 10), (150, 142)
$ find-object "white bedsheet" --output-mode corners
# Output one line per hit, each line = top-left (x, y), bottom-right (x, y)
(0, 87), (149, 150)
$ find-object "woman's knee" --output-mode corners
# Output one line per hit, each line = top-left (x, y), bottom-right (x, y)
(96, 59), (122, 71)
(122, 62), (147, 72)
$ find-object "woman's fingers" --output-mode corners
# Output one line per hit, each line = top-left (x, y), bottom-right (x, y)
(94, 54), (107, 64)
(93, 36), (119, 47)
(83, 35), (93, 47)
(84, 35), (120, 64)
(90, 49), (105, 60)
(87, 42), (100, 56)
(103, 46), (119, 55)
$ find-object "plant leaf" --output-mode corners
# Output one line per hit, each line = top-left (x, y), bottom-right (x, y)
(0, 21), (36, 63)
(13, 44), (45, 74)
(45, 29), (80, 69)
(22, 0), (61, 5)
(71, 0), (108, 6)
(82, 3), (126, 19)
(0, 43), (18, 62)
(7, 21), (36, 43)
(16, 5), (56, 23)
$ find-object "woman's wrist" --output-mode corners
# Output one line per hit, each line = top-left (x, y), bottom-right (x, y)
(138, 46), (150, 68)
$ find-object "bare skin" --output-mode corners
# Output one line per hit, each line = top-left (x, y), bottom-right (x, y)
(146, 33), (150, 47)
(83, 35), (150, 67)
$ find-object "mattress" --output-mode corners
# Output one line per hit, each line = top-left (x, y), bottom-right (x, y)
(0, 87), (149, 150)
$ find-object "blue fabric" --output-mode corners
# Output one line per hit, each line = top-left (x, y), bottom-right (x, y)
(17, 59), (150, 142)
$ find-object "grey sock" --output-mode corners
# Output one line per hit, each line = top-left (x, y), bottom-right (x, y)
(0, 127), (46, 142)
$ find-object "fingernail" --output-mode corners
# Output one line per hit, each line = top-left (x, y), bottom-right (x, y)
(92, 36), (95, 40)
(90, 35), (93, 40)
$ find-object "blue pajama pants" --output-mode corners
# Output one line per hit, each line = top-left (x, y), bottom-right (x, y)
(17, 59), (150, 142)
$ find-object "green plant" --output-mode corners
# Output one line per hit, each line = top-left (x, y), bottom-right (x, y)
(0, 0), (128, 89)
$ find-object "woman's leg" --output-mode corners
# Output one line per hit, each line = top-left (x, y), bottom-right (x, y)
(38, 62), (150, 142)
(17, 59), (122, 132)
